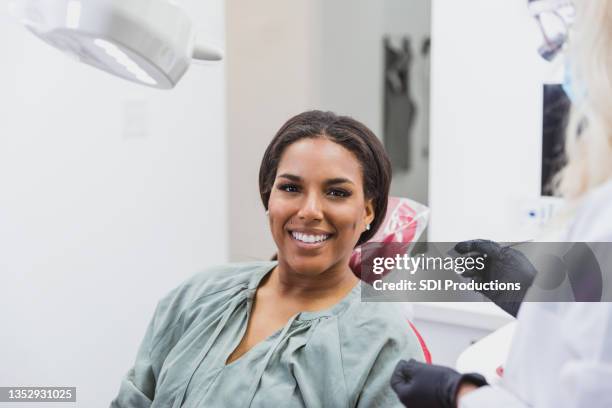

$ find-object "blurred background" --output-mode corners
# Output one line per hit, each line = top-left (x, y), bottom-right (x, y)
(0, 0), (568, 405)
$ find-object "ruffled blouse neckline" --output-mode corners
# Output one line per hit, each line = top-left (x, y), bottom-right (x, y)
(244, 262), (361, 321)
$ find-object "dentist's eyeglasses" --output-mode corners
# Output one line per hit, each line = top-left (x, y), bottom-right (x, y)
(528, 0), (575, 61)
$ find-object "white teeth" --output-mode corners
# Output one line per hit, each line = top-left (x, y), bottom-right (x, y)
(291, 232), (330, 244)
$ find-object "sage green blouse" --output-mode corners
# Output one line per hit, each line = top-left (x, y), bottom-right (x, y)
(110, 262), (425, 408)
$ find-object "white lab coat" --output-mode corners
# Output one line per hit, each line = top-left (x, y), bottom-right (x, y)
(461, 178), (612, 408)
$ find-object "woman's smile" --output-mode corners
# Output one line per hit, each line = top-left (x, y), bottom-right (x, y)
(288, 228), (334, 249)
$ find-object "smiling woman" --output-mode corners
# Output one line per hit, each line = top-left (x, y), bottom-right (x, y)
(111, 110), (426, 408)
(267, 137), (375, 278)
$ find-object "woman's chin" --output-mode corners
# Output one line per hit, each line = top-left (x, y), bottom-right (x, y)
(282, 257), (335, 276)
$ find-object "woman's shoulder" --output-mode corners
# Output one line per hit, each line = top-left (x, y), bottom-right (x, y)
(175, 261), (275, 300)
(152, 261), (275, 332)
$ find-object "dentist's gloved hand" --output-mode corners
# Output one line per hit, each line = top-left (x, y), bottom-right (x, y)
(454, 239), (537, 317)
(391, 359), (487, 408)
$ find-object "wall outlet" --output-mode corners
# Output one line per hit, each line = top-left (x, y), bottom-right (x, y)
(520, 196), (565, 226)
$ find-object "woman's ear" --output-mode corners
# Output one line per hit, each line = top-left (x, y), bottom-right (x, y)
(365, 199), (375, 227)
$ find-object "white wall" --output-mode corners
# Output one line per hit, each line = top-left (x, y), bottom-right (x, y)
(316, 0), (384, 133)
(428, 0), (547, 241)
(0, 0), (226, 405)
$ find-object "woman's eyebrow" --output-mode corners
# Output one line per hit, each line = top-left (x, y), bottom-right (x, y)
(325, 177), (354, 186)
(277, 173), (301, 182)
(277, 174), (354, 186)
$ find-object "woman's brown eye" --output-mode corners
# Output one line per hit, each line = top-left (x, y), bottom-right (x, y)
(328, 189), (351, 198)
(279, 183), (299, 193)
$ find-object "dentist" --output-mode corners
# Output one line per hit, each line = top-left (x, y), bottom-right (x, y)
(391, 0), (612, 407)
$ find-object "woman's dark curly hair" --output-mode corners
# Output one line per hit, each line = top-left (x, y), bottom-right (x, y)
(259, 110), (392, 246)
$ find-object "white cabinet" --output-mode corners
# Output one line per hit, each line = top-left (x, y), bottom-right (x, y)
(412, 303), (513, 366)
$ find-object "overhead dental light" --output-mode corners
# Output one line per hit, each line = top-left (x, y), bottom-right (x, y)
(9, 0), (223, 89)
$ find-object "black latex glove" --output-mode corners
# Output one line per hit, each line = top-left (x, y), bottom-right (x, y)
(391, 359), (487, 408)
(454, 239), (537, 317)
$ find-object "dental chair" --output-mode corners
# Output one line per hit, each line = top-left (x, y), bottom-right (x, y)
(350, 196), (432, 363)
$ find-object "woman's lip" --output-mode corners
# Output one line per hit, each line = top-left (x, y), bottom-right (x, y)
(287, 230), (332, 249)
(288, 229), (333, 235)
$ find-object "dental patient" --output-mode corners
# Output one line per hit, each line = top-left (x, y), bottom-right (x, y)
(110, 110), (425, 407)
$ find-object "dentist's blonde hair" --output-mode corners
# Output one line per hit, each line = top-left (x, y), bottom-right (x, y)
(557, 0), (612, 198)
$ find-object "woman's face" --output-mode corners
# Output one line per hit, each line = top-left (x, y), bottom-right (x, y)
(268, 137), (375, 276)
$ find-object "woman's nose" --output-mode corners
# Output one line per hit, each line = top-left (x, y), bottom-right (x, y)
(297, 193), (323, 221)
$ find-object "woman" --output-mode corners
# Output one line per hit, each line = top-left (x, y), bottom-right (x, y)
(391, 0), (612, 407)
(111, 110), (426, 407)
